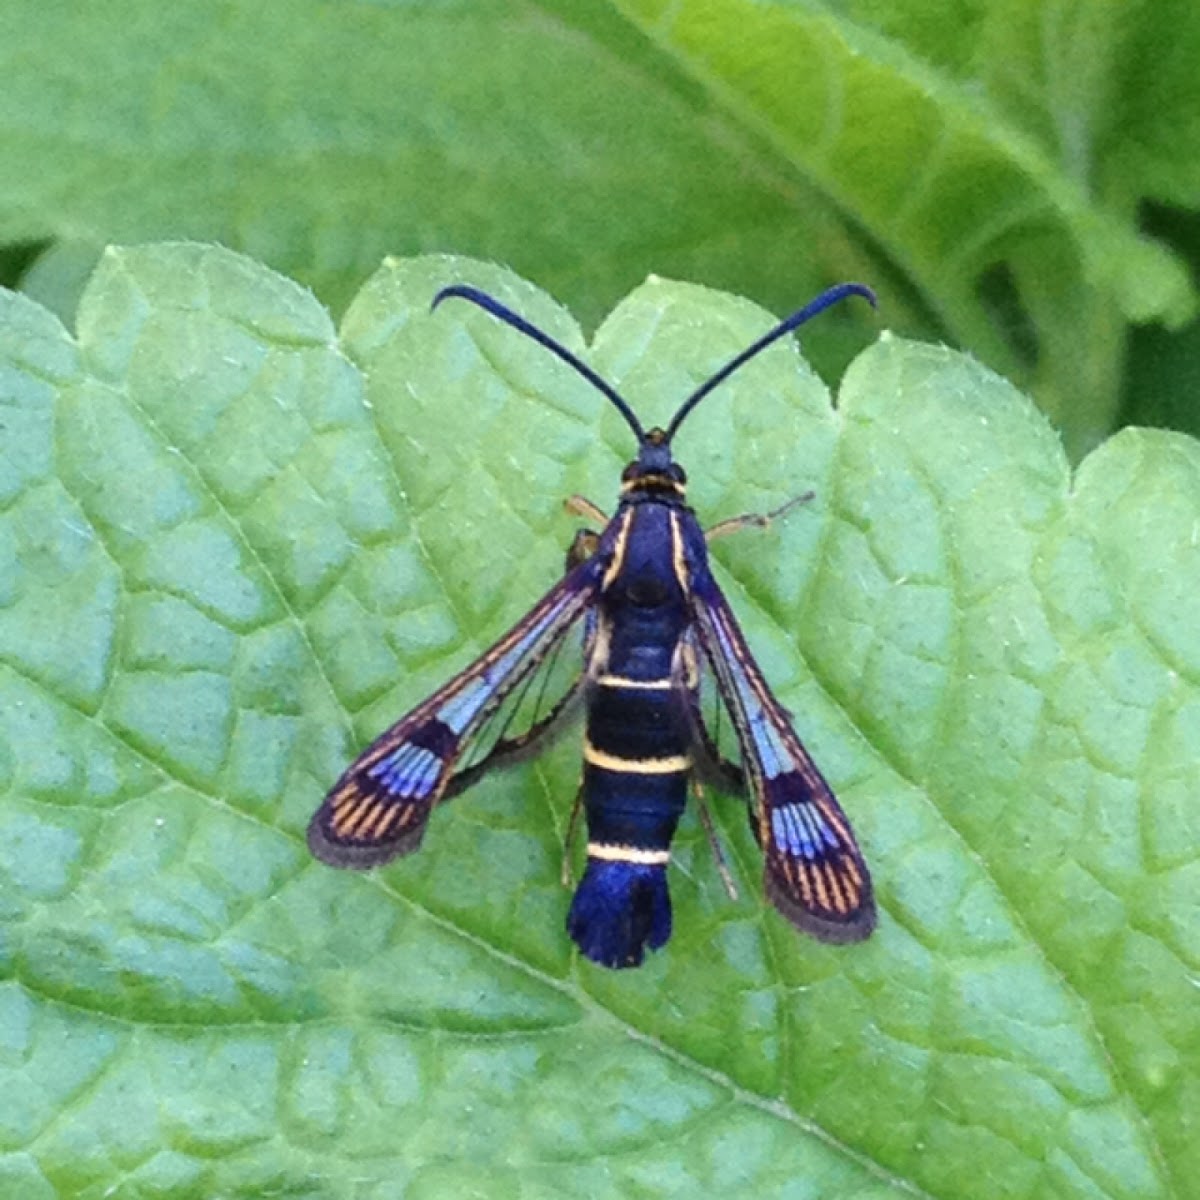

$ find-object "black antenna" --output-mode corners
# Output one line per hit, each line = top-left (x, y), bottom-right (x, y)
(663, 282), (877, 442)
(432, 285), (647, 442)
(434, 281), (877, 448)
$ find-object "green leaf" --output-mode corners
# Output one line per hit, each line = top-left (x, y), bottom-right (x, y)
(1109, 2), (1200, 206)
(13, 0), (1200, 458)
(0, 0), (856, 340)
(16, 242), (104, 332)
(1122, 208), (1200, 440)
(2, 244), (1198, 1198)
(609, 0), (1199, 452)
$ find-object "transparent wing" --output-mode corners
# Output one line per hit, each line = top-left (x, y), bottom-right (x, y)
(689, 572), (875, 942)
(678, 628), (744, 796)
(308, 556), (603, 868)
(444, 608), (595, 797)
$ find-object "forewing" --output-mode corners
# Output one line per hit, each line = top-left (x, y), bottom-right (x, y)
(690, 573), (875, 942)
(308, 557), (602, 868)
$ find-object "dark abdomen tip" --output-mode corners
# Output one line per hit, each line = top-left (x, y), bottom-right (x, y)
(567, 859), (672, 969)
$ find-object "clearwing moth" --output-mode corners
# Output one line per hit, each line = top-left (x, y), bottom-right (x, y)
(308, 282), (877, 968)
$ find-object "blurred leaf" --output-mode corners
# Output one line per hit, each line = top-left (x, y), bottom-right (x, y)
(0, 0), (864, 349)
(5, 1), (1200, 455)
(1109, 0), (1200, 205)
(610, 0), (1200, 457)
(1123, 206), (1200, 437)
(17, 242), (104, 331)
(1123, 318), (1200, 439)
(0, 245), (1197, 1198)
(0, 241), (45, 291)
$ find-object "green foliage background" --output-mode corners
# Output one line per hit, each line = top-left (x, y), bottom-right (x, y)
(4, 0), (1200, 454)
(1, 3), (1199, 1198)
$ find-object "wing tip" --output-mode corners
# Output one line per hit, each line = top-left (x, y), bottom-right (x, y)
(765, 871), (877, 944)
(306, 811), (425, 870)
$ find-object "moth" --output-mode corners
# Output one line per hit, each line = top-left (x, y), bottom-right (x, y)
(308, 282), (877, 968)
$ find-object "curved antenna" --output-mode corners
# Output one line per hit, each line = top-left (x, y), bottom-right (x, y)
(664, 282), (877, 442)
(432, 285), (647, 442)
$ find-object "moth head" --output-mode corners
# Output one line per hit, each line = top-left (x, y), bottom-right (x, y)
(619, 430), (688, 498)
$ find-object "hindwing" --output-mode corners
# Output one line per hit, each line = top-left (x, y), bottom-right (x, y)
(689, 569), (875, 942)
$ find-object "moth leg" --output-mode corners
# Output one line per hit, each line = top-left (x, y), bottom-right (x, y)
(560, 776), (585, 888)
(565, 494), (608, 524)
(564, 497), (608, 571)
(565, 529), (601, 573)
(693, 777), (739, 902)
(564, 497), (606, 570)
(705, 490), (815, 543)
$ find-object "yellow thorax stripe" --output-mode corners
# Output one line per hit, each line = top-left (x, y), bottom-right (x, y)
(619, 476), (686, 495)
(601, 509), (632, 590)
(668, 509), (690, 594)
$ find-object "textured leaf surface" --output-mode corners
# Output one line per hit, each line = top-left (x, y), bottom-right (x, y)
(1, 246), (1198, 1198)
